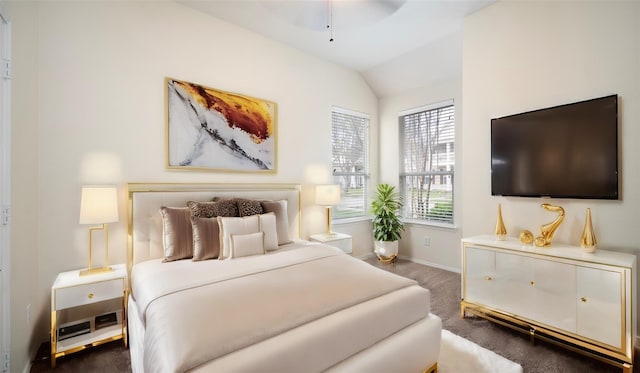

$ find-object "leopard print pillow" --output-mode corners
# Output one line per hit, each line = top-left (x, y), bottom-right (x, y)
(236, 199), (264, 217)
(187, 199), (238, 218)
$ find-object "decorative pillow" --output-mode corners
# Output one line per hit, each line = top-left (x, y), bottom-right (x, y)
(191, 216), (221, 261)
(217, 215), (261, 260)
(259, 213), (279, 251)
(187, 199), (238, 218)
(159, 207), (193, 262)
(230, 232), (265, 258)
(237, 198), (264, 217)
(261, 200), (293, 245)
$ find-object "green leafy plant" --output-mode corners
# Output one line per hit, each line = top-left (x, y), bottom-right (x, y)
(371, 183), (404, 242)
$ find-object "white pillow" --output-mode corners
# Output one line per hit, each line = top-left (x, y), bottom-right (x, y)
(259, 213), (278, 251)
(218, 215), (260, 260)
(230, 232), (265, 258)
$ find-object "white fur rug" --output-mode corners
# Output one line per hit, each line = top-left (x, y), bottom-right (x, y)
(439, 330), (523, 373)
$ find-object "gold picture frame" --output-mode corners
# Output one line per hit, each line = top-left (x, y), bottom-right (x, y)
(165, 77), (277, 172)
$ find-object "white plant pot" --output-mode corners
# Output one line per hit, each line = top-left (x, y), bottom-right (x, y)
(374, 240), (398, 260)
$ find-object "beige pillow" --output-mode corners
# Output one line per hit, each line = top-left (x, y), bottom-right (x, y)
(259, 213), (278, 251)
(261, 200), (293, 245)
(230, 232), (265, 258)
(191, 216), (221, 261)
(159, 207), (193, 262)
(217, 215), (261, 260)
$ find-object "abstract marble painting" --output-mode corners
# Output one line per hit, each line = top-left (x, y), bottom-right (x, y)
(166, 78), (276, 172)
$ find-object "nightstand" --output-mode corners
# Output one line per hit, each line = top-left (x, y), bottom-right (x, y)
(310, 232), (352, 254)
(51, 264), (127, 368)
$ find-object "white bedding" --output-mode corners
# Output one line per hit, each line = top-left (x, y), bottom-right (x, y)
(131, 241), (312, 323)
(127, 183), (441, 373)
(131, 243), (433, 372)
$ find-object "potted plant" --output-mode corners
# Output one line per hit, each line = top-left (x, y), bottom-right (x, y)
(371, 183), (404, 262)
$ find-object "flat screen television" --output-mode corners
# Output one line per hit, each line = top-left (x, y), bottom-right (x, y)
(491, 94), (618, 199)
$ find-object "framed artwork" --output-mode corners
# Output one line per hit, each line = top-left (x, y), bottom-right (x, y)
(166, 77), (277, 172)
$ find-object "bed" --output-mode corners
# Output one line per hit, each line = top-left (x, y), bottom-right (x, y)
(126, 183), (441, 373)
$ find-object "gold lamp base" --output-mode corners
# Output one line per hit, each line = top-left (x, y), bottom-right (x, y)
(80, 223), (113, 277)
(80, 266), (113, 277)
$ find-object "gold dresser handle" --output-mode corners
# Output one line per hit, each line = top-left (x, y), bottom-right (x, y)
(530, 281), (535, 286)
(581, 297), (587, 303)
(486, 276), (493, 281)
(88, 292), (95, 299)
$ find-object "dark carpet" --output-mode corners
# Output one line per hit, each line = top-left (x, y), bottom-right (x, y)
(31, 257), (635, 372)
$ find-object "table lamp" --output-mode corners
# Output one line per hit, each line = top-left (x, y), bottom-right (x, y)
(79, 185), (118, 276)
(316, 184), (341, 235)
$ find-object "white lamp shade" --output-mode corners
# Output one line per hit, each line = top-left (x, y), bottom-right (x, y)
(79, 186), (119, 224)
(316, 184), (341, 206)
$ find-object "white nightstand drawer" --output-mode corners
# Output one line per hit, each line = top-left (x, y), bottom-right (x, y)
(310, 233), (352, 254)
(55, 278), (124, 310)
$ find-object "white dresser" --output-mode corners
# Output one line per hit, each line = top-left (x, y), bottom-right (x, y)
(461, 235), (636, 372)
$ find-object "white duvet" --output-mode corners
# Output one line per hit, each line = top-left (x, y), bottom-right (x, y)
(131, 243), (431, 373)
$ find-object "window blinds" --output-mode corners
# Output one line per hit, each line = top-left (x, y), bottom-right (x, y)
(400, 103), (455, 223)
(331, 108), (369, 219)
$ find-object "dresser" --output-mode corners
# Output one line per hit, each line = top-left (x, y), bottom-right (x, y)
(51, 264), (127, 367)
(461, 235), (636, 372)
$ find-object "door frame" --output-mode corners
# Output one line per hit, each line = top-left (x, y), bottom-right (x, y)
(0, 5), (11, 372)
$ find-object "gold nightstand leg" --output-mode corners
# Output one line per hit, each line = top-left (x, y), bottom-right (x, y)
(123, 288), (128, 348)
(51, 310), (57, 368)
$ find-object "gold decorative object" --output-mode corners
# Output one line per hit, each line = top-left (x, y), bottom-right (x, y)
(519, 230), (533, 245)
(533, 203), (565, 247)
(494, 204), (507, 240)
(580, 208), (597, 253)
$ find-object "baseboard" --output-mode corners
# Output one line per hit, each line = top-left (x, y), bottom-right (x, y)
(355, 252), (376, 260)
(399, 256), (461, 274)
(359, 252), (460, 273)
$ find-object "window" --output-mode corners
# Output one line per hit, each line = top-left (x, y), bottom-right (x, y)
(400, 100), (455, 224)
(331, 107), (369, 219)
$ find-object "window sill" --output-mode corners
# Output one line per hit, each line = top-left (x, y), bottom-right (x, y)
(334, 216), (458, 230)
(402, 218), (458, 230)
(333, 216), (372, 225)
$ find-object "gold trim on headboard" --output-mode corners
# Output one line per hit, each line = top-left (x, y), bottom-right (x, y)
(126, 182), (302, 290)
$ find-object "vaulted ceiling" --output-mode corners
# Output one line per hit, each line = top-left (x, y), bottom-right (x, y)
(178, 0), (493, 97)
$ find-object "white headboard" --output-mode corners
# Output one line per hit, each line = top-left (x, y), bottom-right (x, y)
(127, 183), (301, 273)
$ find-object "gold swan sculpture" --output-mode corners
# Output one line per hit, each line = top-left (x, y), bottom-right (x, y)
(534, 203), (565, 247)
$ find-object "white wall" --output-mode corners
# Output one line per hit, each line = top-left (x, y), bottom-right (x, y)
(462, 1), (640, 250)
(7, 1), (40, 371)
(379, 74), (463, 272)
(462, 0), (640, 335)
(11, 1), (378, 370)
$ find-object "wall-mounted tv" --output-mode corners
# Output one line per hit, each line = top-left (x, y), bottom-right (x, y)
(491, 94), (618, 200)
